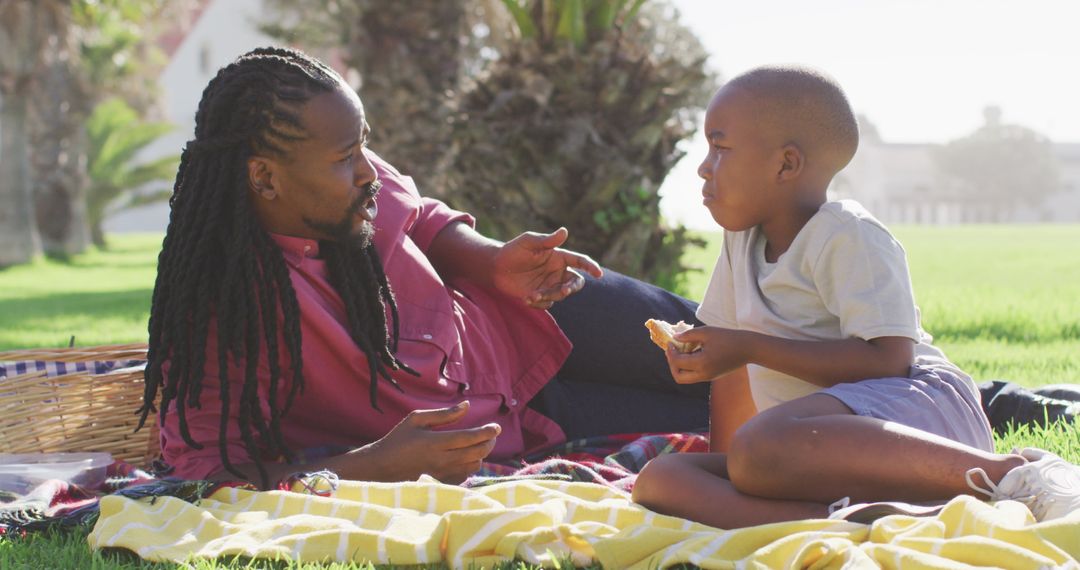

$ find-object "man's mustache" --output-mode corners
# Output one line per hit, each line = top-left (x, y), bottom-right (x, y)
(344, 179), (382, 217)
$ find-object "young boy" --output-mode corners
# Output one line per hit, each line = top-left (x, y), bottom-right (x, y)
(632, 65), (1080, 528)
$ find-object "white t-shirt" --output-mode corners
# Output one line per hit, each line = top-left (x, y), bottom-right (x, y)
(696, 200), (971, 411)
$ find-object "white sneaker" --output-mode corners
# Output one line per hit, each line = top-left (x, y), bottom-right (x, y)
(827, 496), (946, 524)
(966, 448), (1080, 521)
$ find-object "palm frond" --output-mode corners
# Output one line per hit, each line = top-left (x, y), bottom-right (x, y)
(500, 0), (538, 39)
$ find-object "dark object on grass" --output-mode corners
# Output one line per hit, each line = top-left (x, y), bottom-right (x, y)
(979, 380), (1080, 434)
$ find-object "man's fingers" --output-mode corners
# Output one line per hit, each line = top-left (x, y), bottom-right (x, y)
(446, 430), (499, 459)
(527, 269), (585, 306)
(514, 227), (568, 251)
(541, 227), (569, 248)
(427, 425), (498, 483)
(406, 401), (470, 428)
(440, 437), (498, 482)
(430, 422), (501, 450)
(559, 249), (603, 279)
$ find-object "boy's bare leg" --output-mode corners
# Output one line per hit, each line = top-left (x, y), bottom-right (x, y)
(727, 394), (1026, 503)
(708, 367), (757, 452)
(633, 452), (827, 529)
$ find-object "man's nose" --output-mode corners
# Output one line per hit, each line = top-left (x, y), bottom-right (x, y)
(355, 150), (377, 186)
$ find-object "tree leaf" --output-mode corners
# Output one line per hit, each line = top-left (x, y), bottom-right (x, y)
(500, 0), (537, 39)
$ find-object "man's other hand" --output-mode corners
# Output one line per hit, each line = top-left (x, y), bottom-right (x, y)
(358, 401), (500, 484)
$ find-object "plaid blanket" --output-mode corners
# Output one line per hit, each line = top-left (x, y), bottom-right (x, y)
(470, 432), (708, 492)
(0, 358), (142, 380)
(1, 354), (706, 534)
(0, 431), (706, 536)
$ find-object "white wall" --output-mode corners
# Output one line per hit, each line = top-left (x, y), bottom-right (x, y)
(105, 0), (276, 233)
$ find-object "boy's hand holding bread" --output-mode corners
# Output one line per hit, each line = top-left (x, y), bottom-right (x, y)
(644, 319), (702, 353)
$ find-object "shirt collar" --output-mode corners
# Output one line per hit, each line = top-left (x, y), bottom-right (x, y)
(270, 233), (321, 269)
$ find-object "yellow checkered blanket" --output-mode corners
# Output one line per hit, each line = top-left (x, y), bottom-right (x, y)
(88, 476), (1080, 569)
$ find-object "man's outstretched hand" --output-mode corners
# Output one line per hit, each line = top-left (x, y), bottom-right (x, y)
(492, 227), (603, 309)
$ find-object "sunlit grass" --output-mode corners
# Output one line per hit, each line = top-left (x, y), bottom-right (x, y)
(0, 234), (160, 351)
(2, 227), (1079, 568)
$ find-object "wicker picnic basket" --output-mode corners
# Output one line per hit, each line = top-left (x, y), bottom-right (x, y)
(0, 343), (160, 467)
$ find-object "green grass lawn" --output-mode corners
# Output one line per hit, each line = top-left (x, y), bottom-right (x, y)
(2, 226), (1079, 569)
(0, 233), (161, 351)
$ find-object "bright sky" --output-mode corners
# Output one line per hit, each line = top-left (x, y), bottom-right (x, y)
(661, 0), (1080, 229)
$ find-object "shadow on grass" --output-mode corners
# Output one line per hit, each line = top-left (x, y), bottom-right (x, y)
(63, 257), (159, 270)
(931, 318), (1080, 344)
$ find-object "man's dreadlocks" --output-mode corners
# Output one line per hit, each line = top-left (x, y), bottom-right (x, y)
(137, 47), (413, 487)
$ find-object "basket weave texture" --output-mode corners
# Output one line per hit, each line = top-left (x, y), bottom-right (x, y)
(0, 343), (159, 466)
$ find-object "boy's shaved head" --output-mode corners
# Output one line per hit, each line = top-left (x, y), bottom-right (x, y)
(725, 65), (859, 174)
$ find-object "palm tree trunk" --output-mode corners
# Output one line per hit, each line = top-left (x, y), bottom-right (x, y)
(0, 90), (42, 266)
(0, 1), (48, 267)
(32, 47), (91, 257)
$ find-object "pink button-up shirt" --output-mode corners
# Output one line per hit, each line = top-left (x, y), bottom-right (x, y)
(160, 154), (569, 479)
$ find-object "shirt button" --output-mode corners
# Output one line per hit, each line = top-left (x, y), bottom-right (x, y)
(509, 398), (518, 407)
(422, 333), (433, 340)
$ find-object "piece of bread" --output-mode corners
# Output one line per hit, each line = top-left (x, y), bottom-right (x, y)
(644, 319), (701, 353)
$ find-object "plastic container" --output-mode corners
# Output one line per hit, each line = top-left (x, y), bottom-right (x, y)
(0, 452), (113, 494)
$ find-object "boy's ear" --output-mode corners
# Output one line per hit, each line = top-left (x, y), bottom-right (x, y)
(777, 143), (804, 182)
(247, 156), (277, 200)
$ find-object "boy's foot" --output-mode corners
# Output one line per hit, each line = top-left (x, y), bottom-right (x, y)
(827, 497), (946, 524)
(966, 448), (1080, 521)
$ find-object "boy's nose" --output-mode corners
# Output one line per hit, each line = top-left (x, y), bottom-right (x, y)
(697, 159), (712, 180)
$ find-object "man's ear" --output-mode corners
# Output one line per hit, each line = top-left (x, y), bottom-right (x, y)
(777, 143), (804, 182)
(247, 156), (277, 200)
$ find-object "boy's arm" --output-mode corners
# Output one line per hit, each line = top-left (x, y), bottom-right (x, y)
(709, 366), (755, 452)
(669, 327), (914, 388)
(743, 333), (914, 387)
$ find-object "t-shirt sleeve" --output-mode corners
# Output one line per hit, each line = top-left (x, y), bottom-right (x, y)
(696, 231), (738, 328)
(366, 150), (475, 252)
(812, 219), (920, 342)
(409, 197), (475, 253)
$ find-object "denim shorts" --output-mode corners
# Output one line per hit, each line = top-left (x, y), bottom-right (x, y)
(821, 364), (995, 452)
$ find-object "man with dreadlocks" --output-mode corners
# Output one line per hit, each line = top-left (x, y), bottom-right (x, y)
(140, 47), (712, 488)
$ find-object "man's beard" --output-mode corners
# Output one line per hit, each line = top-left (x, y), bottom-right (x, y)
(303, 179), (381, 250)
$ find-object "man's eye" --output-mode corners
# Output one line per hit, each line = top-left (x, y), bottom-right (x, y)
(339, 153), (354, 163)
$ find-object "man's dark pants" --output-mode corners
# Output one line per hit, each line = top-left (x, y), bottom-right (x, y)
(530, 270), (710, 439)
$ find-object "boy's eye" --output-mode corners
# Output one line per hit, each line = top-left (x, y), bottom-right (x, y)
(339, 152), (354, 163)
